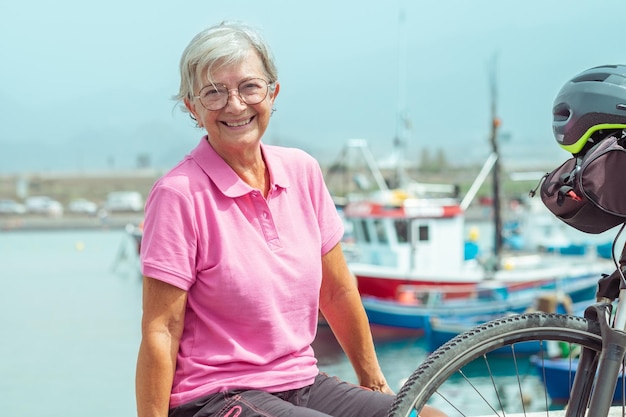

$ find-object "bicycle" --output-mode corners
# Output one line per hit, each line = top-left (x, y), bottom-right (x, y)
(388, 225), (626, 417)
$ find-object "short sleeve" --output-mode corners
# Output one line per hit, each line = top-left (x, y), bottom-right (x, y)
(140, 181), (198, 290)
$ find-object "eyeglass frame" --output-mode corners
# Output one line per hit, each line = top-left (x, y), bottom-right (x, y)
(193, 78), (275, 111)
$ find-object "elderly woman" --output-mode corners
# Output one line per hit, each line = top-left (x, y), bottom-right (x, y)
(135, 21), (443, 417)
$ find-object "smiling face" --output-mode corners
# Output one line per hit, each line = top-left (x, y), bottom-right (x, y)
(184, 48), (279, 157)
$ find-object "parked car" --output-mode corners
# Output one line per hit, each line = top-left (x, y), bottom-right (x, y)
(105, 191), (143, 212)
(24, 196), (64, 216)
(0, 199), (26, 214)
(68, 198), (98, 215)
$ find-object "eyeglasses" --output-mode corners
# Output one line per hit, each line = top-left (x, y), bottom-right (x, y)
(194, 78), (272, 110)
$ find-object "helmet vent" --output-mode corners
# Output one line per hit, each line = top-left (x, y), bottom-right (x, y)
(571, 73), (610, 83)
(553, 104), (571, 121)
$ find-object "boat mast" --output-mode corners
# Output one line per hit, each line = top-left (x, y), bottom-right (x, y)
(489, 54), (504, 264)
(393, 7), (409, 189)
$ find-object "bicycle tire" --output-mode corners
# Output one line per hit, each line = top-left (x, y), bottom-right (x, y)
(388, 312), (604, 417)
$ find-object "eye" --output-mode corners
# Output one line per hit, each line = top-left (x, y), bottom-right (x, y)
(240, 79), (264, 93)
(200, 85), (226, 98)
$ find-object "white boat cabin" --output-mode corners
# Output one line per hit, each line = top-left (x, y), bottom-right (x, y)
(342, 193), (472, 278)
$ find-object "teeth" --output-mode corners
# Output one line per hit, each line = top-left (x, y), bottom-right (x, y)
(225, 118), (252, 127)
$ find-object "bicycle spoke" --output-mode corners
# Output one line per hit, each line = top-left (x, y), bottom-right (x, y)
(482, 354), (506, 417)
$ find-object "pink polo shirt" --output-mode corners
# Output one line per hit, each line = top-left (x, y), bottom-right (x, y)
(140, 137), (344, 408)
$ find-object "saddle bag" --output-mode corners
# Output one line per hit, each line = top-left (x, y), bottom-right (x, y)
(539, 134), (626, 234)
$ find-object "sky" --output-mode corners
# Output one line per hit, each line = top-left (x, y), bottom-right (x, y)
(2, 0), (626, 174)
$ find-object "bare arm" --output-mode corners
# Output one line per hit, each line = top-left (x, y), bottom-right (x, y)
(136, 277), (188, 417)
(319, 243), (393, 394)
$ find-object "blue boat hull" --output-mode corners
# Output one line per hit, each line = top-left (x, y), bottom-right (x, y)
(362, 275), (599, 331)
(532, 357), (623, 405)
(363, 305), (428, 329)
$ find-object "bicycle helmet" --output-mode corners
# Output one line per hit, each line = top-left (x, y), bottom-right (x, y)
(552, 64), (626, 154)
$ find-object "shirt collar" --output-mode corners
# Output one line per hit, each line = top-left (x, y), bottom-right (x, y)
(190, 136), (290, 198)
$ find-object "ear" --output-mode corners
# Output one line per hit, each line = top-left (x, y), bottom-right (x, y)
(270, 82), (280, 103)
(184, 98), (203, 127)
(183, 97), (196, 115)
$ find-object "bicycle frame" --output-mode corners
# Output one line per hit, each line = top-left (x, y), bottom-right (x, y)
(567, 241), (626, 417)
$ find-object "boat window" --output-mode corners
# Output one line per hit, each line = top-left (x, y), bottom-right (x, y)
(418, 225), (429, 241)
(360, 219), (371, 243)
(394, 219), (409, 243)
(374, 219), (388, 243)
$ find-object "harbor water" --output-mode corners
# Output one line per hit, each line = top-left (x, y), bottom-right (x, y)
(0, 229), (430, 417)
(1, 229), (143, 416)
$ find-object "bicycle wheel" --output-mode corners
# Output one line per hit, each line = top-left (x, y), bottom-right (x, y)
(388, 313), (605, 417)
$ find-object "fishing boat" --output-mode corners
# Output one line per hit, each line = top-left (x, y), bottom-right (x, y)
(340, 167), (613, 327)
(347, 197), (612, 329)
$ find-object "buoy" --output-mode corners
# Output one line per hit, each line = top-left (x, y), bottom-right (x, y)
(75, 241), (85, 251)
(468, 226), (480, 242)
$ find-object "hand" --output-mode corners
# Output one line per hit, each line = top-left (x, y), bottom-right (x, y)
(367, 381), (395, 395)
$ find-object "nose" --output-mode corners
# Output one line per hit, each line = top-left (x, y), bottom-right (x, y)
(224, 88), (246, 110)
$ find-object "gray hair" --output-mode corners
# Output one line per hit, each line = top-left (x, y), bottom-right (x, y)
(174, 21), (278, 112)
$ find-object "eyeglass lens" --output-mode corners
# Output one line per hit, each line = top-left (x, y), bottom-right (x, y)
(198, 78), (269, 110)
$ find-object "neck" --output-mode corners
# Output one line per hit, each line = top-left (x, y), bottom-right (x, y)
(208, 139), (269, 197)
